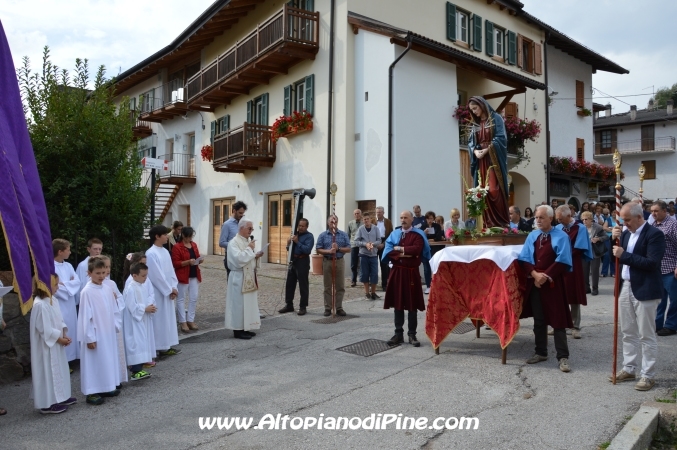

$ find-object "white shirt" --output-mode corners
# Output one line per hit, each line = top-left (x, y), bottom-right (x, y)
(376, 219), (386, 238)
(622, 222), (647, 281)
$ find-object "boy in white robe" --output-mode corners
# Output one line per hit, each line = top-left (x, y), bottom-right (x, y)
(146, 225), (181, 357)
(125, 252), (157, 367)
(30, 274), (77, 414)
(123, 262), (156, 380)
(77, 257), (121, 405)
(225, 220), (264, 339)
(52, 239), (80, 363)
(101, 255), (128, 386)
(75, 238), (103, 306)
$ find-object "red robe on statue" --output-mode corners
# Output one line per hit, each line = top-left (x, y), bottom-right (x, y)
(560, 225), (588, 306)
(384, 231), (425, 312)
(476, 123), (510, 228)
(520, 236), (573, 329)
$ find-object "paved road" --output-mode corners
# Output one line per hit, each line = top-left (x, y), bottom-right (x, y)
(1, 257), (676, 450)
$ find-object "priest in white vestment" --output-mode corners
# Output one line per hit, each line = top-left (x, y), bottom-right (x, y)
(53, 244), (81, 362)
(225, 220), (264, 339)
(146, 225), (180, 355)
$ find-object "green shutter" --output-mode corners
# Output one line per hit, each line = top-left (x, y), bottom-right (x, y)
(472, 14), (482, 52)
(485, 20), (494, 57)
(283, 85), (292, 116)
(446, 2), (456, 41)
(261, 93), (269, 125)
(507, 31), (517, 65)
(210, 120), (216, 146)
(246, 100), (252, 123)
(224, 114), (230, 132)
(304, 74), (314, 115)
(306, 0), (313, 11)
(129, 97), (136, 111)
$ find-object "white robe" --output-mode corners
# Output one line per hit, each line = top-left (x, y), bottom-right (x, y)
(75, 256), (90, 306)
(53, 261), (80, 361)
(146, 244), (179, 351)
(29, 296), (71, 408)
(104, 279), (127, 384)
(126, 275), (156, 355)
(225, 235), (260, 331)
(123, 280), (154, 365)
(77, 282), (119, 395)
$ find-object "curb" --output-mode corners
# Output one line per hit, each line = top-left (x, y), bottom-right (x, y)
(608, 405), (659, 450)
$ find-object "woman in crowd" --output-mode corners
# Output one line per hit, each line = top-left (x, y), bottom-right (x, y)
(601, 209), (621, 277)
(423, 211), (445, 294)
(581, 202), (590, 214)
(568, 204), (579, 221)
(166, 221), (183, 253)
(580, 211), (608, 296)
(435, 215), (445, 229)
(171, 226), (202, 333)
(444, 208), (465, 239)
(524, 207), (534, 220)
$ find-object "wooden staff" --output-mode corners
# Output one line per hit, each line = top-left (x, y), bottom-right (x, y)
(611, 149), (622, 385)
(329, 183), (338, 317)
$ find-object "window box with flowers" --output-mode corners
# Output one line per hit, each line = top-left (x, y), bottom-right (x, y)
(272, 111), (313, 142)
(549, 156), (624, 182)
(201, 145), (213, 162)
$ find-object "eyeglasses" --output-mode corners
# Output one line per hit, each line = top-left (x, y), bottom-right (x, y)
(246, 227), (254, 231)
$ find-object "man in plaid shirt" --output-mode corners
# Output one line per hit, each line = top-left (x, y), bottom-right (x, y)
(651, 200), (677, 336)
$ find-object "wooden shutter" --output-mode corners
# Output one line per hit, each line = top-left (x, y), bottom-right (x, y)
(576, 80), (584, 108)
(507, 31), (517, 65)
(611, 129), (617, 151)
(304, 74), (314, 115)
(576, 138), (585, 161)
(594, 130), (601, 155)
(534, 43), (542, 75)
(505, 102), (518, 119)
(283, 85), (291, 116)
(261, 93), (269, 125)
(485, 20), (494, 57)
(641, 125), (655, 151)
(246, 100), (253, 123)
(472, 14), (482, 51)
(641, 160), (656, 179)
(516, 34), (523, 68)
(446, 2), (456, 41)
(224, 114), (230, 132)
(210, 120), (216, 146)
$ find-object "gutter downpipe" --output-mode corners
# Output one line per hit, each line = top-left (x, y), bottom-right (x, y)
(544, 31), (552, 202)
(387, 33), (413, 219)
(326, 0), (336, 217)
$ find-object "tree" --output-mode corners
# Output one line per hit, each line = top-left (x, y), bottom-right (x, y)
(653, 83), (677, 109)
(17, 47), (149, 284)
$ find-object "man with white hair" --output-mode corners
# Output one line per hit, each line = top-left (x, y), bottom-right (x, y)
(555, 205), (593, 339)
(225, 220), (264, 339)
(518, 205), (573, 372)
(610, 202), (665, 391)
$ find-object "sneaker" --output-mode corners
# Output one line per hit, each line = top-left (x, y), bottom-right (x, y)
(365, 293), (372, 300)
(350, 282), (357, 287)
(572, 329), (581, 339)
(99, 389), (120, 398)
(278, 305), (295, 314)
(609, 370), (636, 383)
(143, 361), (156, 368)
(86, 395), (104, 405)
(371, 293), (380, 300)
(297, 308), (306, 316)
(547, 327), (554, 336)
(657, 328), (677, 336)
(387, 334), (404, 346)
(58, 397), (77, 406)
(526, 354), (547, 364)
(408, 335), (421, 347)
(130, 370), (151, 381)
(40, 404), (68, 414)
(559, 358), (571, 373)
(635, 377), (655, 391)
(159, 348), (181, 356)
(336, 309), (347, 316)
(424, 287), (430, 294)
(323, 310), (331, 317)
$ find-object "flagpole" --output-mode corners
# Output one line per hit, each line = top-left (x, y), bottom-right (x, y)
(612, 149), (622, 385)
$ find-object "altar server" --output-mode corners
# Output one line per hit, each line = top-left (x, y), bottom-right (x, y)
(123, 262), (155, 380)
(146, 225), (181, 356)
(100, 255), (127, 386)
(124, 252), (156, 364)
(30, 274), (76, 414)
(78, 257), (121, 405)
(52, 239), (80, 362)
(518, 205), (573, 373)
(75, 238), (103, 306)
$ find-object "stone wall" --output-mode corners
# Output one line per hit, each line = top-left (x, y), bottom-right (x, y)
(0, 293), (30, 384)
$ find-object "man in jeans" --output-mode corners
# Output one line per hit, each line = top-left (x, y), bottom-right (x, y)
(649, 201), (677, 336)
(611, 202), (665, 391)
(218, 201), (247, 276)
(347, 209), (362, 287)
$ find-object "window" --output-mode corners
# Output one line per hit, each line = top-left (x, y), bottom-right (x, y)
(140, 88), (155, 113)
(601, 130), (612, 149)
(494, 27), (504, 58)
(641, 125), (655, 151)
(457, 10), (469, 44)
(282, 199), (293, 227)
(270, 201), (279, 226)
(295, 79), (306, 113)
(595, 129), (617, 155)
(188, 133), (196, 155)
(210, 115), (230, 145)
(641, 160), (656, 179)
(283, 75), (314, 116)
(576, 138), (585, 162)
(247, 94), (269, 125)
(517, 35), (542, 75)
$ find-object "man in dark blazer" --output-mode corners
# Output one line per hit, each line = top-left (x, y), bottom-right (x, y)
(509, 206), (533, 232)
(610, 202), (666, 391)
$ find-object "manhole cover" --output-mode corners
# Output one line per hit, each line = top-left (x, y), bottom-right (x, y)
(310, 314), (359, 324)
(336, 339), (399, 357)
(451, 321), (477, 334)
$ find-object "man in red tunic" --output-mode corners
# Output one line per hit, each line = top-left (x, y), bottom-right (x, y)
(382, 211), (431, 347)
(555, 205), (593, 339)
(518, 205), (573, 372)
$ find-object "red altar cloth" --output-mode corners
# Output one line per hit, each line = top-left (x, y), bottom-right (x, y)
(425, 259), (525, 349)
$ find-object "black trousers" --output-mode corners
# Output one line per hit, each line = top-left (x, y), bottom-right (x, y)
(285, 257), (310, 308)
(223, 253), (231, 276)
(394, 309), (418, 337)
(130, 363), (143, 373)
(377, 238), (390, 290)
(530, 287), (569, 360)
(350, 247), (360, 283)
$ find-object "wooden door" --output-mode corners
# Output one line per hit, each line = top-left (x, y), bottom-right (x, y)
(641, 125), (655, 151)
(212, 198), (233, 255)
(268, 193), (294, 264)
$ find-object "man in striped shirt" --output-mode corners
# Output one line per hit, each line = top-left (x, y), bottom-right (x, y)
(651, 200), (677, 336)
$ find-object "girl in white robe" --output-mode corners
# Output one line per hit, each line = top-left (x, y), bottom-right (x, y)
(53, 259), (80, 361)
(146, 241), (180, 354)
(29, 274), (76, 413)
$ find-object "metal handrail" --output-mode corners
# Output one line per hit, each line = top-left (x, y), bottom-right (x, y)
(156, 153), (196, 178)
(139, 80), (187, 114)
(594, 136), (676, 154)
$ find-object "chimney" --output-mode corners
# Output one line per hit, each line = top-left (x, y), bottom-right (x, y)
(605, 103), (612, 117)
(648, 99), (655, 110)
(630, 105), (637, 121)
(668, 100), (674, 116)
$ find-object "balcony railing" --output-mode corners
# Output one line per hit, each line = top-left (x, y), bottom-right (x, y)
(187, 5), (319, 108)
(156, 153), (196, 182)
(595, 136), (676, 155)
(138, 80), (189, 121)
(213, 123), (276, 172)
(130, 110), (152, 138)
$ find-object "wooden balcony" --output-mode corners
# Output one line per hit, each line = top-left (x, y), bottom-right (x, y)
(594, 136), (676, 157)
(187, 5), (319, 111)
(131, 111), (152, 139)
(138, 79), (190, 123)
(213, 123), (276, 173)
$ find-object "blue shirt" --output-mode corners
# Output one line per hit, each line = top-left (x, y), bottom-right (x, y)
(219, 217), (239, 249)
(287, 232), (315, 256)
(412, 216), (426, 229)
(316, 229), (350, 259)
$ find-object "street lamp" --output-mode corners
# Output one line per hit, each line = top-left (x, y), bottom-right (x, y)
(638, 163), (646, 204)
